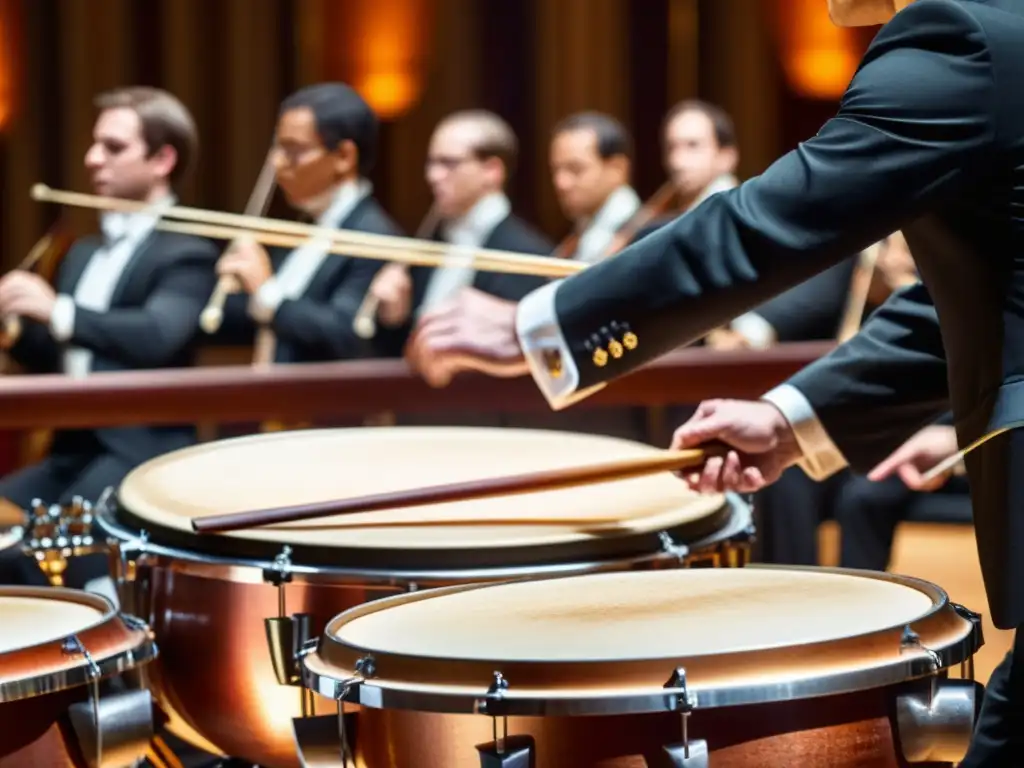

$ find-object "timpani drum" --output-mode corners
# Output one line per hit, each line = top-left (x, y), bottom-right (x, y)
(93, 427), (753, 767)
(300, 567), (984, 768)
(0, 587), (156, 767)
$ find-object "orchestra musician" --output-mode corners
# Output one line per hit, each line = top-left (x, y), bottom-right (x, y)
(210, 82), (402, 363)
(363, 109), (551, 359)
(0, 87), (217, 588)
(548, 112), (642, 263)
(403, 0), (1024, 760)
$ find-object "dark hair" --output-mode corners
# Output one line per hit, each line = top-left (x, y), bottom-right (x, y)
(552, 111), (633, 161)
(664, 99), (737, 149)
(280, 82), (379, 176)
(441, 109), (518, 177)
(94, 86), (198, 186)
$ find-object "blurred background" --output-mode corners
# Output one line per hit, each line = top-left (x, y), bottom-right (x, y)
(0, 0), (878, 266)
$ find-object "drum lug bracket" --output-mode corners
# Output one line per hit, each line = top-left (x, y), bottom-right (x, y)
(900, 626), (942, 673)
(659, 667), (708, 768)
(265, 612), (314, 686)
(473, 672), (536, 767)
(658, 531), (690, 563)
(63, 634), (155, 768)
(895, 677), (980, 764)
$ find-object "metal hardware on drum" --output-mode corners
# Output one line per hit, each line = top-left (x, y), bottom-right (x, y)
(658, 532), (690, 565)
(63, 632), (156, 768)
(899, 625), (943, 674)
(660, 668), (707, 768)
(953, 602), (983, 682)
(895, 677), (979, 764)
(25, 496), (102, 586)
(474, 673), (536, 768)
(263, 545), (320, 717)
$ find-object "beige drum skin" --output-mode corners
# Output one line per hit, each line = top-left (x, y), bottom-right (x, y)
(97, 427), (753, 767)
(302, 567), (983, 768)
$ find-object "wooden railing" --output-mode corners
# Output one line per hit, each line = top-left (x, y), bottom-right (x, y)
(0, 342), (834, 429)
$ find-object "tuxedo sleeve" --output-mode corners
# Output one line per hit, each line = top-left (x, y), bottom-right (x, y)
(271, 256), (385, 360)
(769, 282), (950, 476)
(69, 240), (218, 367)
(516, 0), (996, 409)
(8, 320), (61, 373)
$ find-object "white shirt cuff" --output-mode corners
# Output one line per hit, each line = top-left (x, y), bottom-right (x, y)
(729, 312), (776, 349)
(515, 280), (605, 411)
(49, 294), (76, 342)
(249, 278), (284, 324)
(761, 383), (848, 481)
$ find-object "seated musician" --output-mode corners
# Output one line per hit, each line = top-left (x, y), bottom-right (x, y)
(835, 414), (968, 570)
(212, 82), (402, 362)
(364, 109), (551, 356)
(510, 111), (650, 441)
(631, 99), (739, 242)
(548, 112), (641, 263)
(0, 87), (217, 585)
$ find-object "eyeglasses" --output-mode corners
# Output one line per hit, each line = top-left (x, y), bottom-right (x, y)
(425, 154), (477, 172)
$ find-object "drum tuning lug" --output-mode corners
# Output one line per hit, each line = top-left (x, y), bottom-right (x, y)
(658, 667), (707, 767)
(118, 613), (148, 632)
(658, 531), (690, 563)
(663, 667), (698, 712)
(476, 673), (532, 767)
(354, 654), (377, 678)
(476, 671), (509, 717)
(263, 545), (295, 586)
(900, 626), (941, 672)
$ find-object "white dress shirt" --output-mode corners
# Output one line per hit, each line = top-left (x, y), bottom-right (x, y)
(50, 195), (175, 378)
(572, 186), (641, 264)
(249, 179), (372, 323)
(418, 192), (511, 314)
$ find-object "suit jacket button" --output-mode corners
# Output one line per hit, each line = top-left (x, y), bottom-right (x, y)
(593, 348), (609, 367)
(608, 339), (624, 358)
(623, 331), (638, 350)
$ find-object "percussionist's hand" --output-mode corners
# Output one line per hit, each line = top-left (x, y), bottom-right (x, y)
(867, 424), (959, 491)
(671, 399), (803, 493)
(405, 287), (528, 387)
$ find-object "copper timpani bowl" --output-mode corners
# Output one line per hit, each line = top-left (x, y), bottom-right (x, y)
(301, 566), (984, 768)
(94, 426), (754, 767)
(0, 586), (156, 767)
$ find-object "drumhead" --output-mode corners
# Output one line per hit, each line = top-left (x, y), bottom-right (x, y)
(111, 427), (735, 570)
(305, 566), (981, 715)
(0, 587), (155, 703)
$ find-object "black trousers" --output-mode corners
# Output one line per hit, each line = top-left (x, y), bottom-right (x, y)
(961, 630), (1024, 766)
(0, 443), (132, 589)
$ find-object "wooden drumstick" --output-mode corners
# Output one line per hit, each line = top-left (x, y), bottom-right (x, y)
(352, 206), (440, 340)
(191, 441), (732, 533)
(919, 451), (967, 485)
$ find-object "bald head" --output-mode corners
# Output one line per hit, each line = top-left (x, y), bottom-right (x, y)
(426, 110), (518, 219)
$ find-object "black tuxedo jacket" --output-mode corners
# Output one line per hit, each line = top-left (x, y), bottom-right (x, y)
(218, 195), (402, 363)
(410, 213), (552, 307)
(12, 230), (218, 463)
(546, 0), (1024, 628)
(377, 213), (553, 358)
